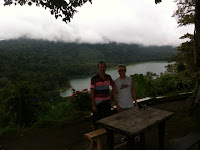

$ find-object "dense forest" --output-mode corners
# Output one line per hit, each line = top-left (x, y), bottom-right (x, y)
(0, 38), (175, 99)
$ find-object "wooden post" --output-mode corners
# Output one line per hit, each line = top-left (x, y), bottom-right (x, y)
(84, 128), (107, 150)
(158, 121), (165, 150)
(90, 140), (95, 150)
(140, 132), (146, 150)
(127, 136), (135, 150)
(107, 129), (114, 150)
(96, 138), (102, 150)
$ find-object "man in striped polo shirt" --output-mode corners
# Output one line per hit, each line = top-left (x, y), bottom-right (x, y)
(90, 61), (119, 129)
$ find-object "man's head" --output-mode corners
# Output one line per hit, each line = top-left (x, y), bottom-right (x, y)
(98, 61), (107, 75)
(118, 64), (126, 77)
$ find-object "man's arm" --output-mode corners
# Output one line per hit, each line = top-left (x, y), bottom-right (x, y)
(112, 83), (120, 111)
(131, 79), (138, 107)
(90, 88), (97, 112)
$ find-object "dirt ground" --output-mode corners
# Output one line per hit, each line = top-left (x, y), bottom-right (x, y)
(0, 119), (91, 150)
(0, 100), (199, 150)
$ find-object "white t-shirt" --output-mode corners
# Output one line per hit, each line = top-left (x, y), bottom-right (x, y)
(114, 77), (134, 109)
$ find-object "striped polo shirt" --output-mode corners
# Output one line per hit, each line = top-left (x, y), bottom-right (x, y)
(90, 74), (114, 105)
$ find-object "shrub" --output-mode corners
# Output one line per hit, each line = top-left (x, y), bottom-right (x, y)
(131, 74), (156, 98)
(0, 82), (38, 127)
(36, 100), (72, 122)
(69, 88), (91, 111)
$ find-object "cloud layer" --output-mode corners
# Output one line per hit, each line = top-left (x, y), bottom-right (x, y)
(0, 0), (194, 46)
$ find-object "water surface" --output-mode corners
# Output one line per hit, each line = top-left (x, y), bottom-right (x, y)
(60, 61), (169, 97)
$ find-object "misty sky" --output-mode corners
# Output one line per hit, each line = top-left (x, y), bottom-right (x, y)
(0, 0), (194, 46)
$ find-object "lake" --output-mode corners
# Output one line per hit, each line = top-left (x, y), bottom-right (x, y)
(60, 61), (170, 97)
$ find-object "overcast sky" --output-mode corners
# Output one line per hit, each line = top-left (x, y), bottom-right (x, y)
(0, 0), (194, 46)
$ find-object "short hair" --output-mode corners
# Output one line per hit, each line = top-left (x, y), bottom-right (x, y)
(118, 64), (126, 70)
(98, 61), (107, 67)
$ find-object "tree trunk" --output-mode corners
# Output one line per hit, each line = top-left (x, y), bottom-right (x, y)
(190, 78), (200, 119)
(194, 0), (200, 68)
(194, 0), (200, 104)
(194, 0), (200, 103)
(190, 0), (200, 119)
(194, 89), (200, 103)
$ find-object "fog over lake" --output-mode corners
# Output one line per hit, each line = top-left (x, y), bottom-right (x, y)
(60, 61), (169, 97)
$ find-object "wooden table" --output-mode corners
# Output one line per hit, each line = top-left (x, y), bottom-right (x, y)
(97, 107), (174, 150)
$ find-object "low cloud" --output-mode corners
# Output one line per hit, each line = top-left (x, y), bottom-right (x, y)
(0, 0), (194, 46)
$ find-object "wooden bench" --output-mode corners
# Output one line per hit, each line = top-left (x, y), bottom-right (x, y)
(84, 128), (107, 150)
(167, 131), (200, 150)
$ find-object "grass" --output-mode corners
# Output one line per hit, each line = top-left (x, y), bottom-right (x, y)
(0, 110), (90, 136)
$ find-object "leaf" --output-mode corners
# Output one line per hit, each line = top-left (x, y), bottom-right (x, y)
(28, 2), (32, 6)
(180, 33), (194, 40)
(51, 10), (54, 15)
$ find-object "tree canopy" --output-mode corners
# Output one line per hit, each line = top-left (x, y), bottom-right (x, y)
(4, 0), (162, 23)
(172, 0), (200, 118)
(4, 0), (92, 23)
(173, 0), (195, 27)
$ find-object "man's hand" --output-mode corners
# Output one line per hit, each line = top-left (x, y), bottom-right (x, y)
(90, 89), (97, 112)
(92, 105), (97, 112)
(116, 104), (120, 112)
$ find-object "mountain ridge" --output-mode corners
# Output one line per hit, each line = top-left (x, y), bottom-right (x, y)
(0, 38), (176, 95)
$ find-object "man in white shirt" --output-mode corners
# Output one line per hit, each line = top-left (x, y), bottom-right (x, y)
(114, 64), (138, 111)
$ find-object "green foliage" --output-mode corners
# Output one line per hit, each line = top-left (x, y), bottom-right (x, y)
(0, 77), (10, 89)
(69, 88), (91, 111)
(132, 73), (156, 99)
(0, 125), (23, 135)
(180, 33), (194, 40)
(4, 0), (162, 24)
(153, 70), (195, 96)
(172, 0), (196, 70)
(0, 82), (38, 127)
(36, 100), (72, 122)
(171, 41), (195, 70)
(30, 88), (91, 128)
(131, 67), (196, 99)
(173, 0), (195, 27)
(0, 38), (175, 102)
(0, 70), (197, 134)
(4, 0), (92, 23)
(132, 73), (171, 99)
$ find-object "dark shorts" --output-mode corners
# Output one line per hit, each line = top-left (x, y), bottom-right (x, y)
(92, 100), (111, 128)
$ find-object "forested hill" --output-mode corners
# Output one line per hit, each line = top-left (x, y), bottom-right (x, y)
(0, 38), (175, 95)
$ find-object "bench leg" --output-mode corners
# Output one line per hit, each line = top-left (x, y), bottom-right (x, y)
(96, 138), (102, 150)
(90, 140), (95, 150)
(198, 141), (200, 150)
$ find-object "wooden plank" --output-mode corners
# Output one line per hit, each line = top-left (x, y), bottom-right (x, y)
(114, 142), (127, 149)
(98, 107), (174, 137)
(84, 128), (107, 140)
